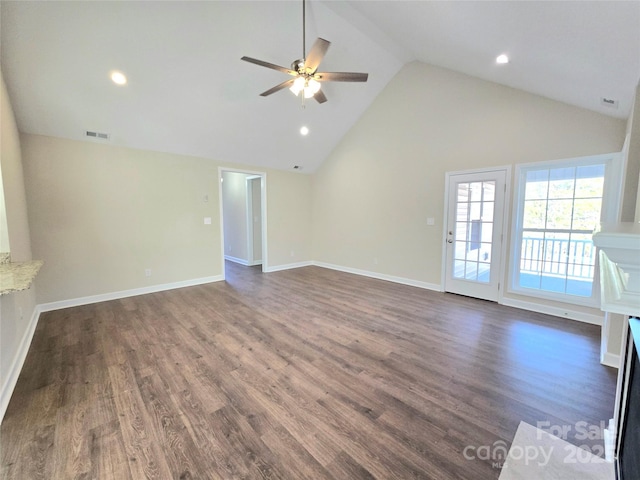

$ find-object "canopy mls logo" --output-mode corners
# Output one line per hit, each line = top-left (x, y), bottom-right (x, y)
(600, 97), (619, 109)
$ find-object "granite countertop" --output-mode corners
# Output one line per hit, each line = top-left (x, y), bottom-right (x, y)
(0, 254), (44, 295)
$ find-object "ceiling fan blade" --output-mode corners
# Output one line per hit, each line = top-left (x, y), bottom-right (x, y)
(314, 89), (327, 104)
(303, 38), (330, 73)
(241, 56), (296, 76)
(260, 78), (296, 97)
(315, 72), (369, 82)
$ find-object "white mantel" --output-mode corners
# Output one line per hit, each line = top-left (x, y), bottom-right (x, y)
(593, 222), (640, 317)
(592, 222), (640, 466)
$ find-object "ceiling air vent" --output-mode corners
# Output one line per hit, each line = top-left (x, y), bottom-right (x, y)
(85, 130), (110, 140)
(600, 97), (619, 109)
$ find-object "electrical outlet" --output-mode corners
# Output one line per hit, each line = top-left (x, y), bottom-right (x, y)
(290, 250), (295, 257)
(145, 269), (152, 277)
(373, 257), (379, 265)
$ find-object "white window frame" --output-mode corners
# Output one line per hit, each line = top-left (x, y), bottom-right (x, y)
(508, 152), (623, 307)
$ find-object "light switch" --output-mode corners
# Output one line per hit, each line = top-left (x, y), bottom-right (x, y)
(204, 217), (212, 225)
(427, 217), (435, 226)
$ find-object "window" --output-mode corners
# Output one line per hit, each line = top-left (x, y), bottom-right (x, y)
(510, 154), (621, 306)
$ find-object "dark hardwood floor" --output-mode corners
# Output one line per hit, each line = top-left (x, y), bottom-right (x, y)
(1, 262), (617, 479)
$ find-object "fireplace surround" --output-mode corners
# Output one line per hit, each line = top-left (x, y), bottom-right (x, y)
(592, 222), (640, 479)
(615, 318), (640, 479)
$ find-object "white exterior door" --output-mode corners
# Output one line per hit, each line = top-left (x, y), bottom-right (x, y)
(444, 169), (507, 302)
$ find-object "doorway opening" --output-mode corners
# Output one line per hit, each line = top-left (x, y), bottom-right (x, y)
(219, 168), (267, 277)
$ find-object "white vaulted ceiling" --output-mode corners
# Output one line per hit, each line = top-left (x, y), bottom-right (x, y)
(1, 1), (638, 173)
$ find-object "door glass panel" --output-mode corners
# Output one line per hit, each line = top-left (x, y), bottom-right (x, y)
(456, 222), (468, 239)
(481, 223), (493, 243)
(452, 180), (497, 283)
(483, 182), (495, 201)
(482, 202), (494, 222)
(470, 182), (482, 201)
(465, 261), (478, 280)
(479, 243), (492, 263)
(456, 202), (469, 221)
(470, 202), (481, 219)
(454, 260), (465, 279)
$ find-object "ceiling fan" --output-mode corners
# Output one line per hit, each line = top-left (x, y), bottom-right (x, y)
(241, 0), (368, 104)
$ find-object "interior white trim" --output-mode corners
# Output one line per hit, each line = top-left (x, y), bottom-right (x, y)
(601, 351), (621, 369)
(37, 275), (224, 313)
(314, 261), (441, 291)
(500, 296), (605, 326)
(0, 305), (41, 423)
(225, 255), (262, 267)
(224, 255), (250, 266)
(263, 261), (313, 273)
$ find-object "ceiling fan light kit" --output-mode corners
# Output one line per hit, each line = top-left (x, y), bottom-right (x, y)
(241, 0), (368, 105)
(290, 76), (321, 98)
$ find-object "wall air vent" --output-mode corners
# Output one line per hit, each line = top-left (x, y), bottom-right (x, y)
(600, 97), (619, 109)
(85, 130), (110, 140)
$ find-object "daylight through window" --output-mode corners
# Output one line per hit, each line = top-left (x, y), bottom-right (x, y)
(513, 160), (608, 302)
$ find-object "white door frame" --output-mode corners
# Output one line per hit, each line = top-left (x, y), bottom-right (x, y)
(441, 165), (511, 302)
(245, 175), (262, 266)
(218, 167), (268, 277)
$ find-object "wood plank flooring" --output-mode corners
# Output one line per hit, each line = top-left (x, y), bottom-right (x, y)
(1, 262), (617, 479)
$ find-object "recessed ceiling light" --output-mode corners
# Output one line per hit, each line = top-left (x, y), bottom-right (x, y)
(300, 126), (309, 136)
(110, 71), (127, 85)
(496, 54), (509, 65)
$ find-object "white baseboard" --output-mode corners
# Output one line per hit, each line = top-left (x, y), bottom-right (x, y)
(500, 296), (605, 326)
(224, 256), (262, 267)
(263, 261), (313, 273)
(0, 305), (41, 423)
(225, 255), (249, 266)
(604, 419), (615, 463)
(601, 351), (621, 369)
(38, 275), (224, 312)
(313, 261), (442, 292)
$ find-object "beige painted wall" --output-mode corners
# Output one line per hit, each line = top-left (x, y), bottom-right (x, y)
(266, 170), (312, 267)
(21, 134), (312, 304)
(0, 160), (9, 253)
(625, 82), (640, 222)
(0, 72), (38, 412)
(312, 62), (626, 314)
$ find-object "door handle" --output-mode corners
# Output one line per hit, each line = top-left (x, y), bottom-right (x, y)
(447, 239), (453, 243)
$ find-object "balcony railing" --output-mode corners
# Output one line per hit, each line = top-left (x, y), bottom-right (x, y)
(520, 235), (595, 280)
